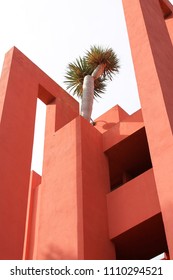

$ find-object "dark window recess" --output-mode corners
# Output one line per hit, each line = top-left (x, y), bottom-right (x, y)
(113, 213), (168, 260)
(105, 127), (152, 191)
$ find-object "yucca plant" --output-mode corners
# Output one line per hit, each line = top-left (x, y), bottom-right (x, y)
(64, 45), (120, 122)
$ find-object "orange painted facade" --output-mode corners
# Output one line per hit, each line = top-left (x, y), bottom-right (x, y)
(0, 0), (173, 260)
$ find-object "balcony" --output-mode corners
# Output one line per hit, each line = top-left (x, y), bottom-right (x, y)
(107, 169), (168, 259)
(105, 126), (152, 190)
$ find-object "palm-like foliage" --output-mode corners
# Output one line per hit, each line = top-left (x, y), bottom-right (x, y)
(64, 56), (107, 99)
(64, 45), (119, 99)
(86, 45), (120, 80)
(64, 45), (120, 122)
(64, 57), (91, 98)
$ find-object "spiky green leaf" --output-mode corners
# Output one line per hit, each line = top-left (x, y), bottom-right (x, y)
(64, 57), (92, 98)
(85, 45), (120, 80)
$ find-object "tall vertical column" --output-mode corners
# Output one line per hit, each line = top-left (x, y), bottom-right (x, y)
(122, 0), (173, 258)
(0, 48), (38, 259)
(0, 47), (79, 259)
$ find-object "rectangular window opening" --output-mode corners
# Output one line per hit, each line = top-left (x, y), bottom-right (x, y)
(31, 99), (46, 176)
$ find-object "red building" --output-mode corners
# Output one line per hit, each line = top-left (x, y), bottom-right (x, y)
(0, 0), (173, 260)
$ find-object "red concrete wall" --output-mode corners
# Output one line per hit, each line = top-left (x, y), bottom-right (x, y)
(122, 0), (173, 258)
(34, 110), (115, 259)
(0, 48), (38, 259)
(0, 47), (114, 260)
(79, 117), (115, 259)
(94, 105), (128, 134)
(0, 47), (78, 259)
(107, 169), (160, 238)
(1, 0), (173, 259)
(102, 109), (144, 151)
(23, 171), (41, 260)
(36, 117), (81, 259)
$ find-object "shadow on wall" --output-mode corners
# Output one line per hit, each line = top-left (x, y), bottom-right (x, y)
(42, 244), (77, 260)
(96, 121), (117, 131)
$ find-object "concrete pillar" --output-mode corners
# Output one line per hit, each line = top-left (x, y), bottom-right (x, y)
(0, 47), (78, 259)
(122, 0), (173, 258)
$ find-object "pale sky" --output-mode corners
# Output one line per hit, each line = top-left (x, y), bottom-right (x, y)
(1, 0), (172, 174)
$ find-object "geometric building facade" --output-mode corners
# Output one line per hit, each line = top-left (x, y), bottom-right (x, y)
(0, 0), (173, 259)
